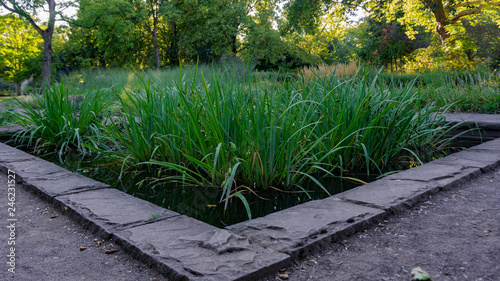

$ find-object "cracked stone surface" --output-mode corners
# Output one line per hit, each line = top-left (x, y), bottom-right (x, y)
(23, 173), (109, 200)
(227, 198), (385, 258)
(431, 149), (500, 170)
(0, 142), (37, 167)
(114, 215), (291, 281)
(385, 162), (476, 182)
(55, 188), (179, 238)
(0, 150), (36, 164)
(336, 179), (435, 213)
(1, 159), (72, 181)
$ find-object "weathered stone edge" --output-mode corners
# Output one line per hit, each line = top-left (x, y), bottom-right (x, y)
(442, 113), (500, 130)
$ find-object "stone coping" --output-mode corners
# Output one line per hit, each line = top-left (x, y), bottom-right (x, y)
(442, 113), (500, 130)
(1, 114), (500, 280)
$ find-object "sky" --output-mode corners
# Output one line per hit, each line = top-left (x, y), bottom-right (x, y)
(0, 2), (78, 25)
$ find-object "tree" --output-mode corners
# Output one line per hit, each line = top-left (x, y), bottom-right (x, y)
(461, 9), (500, 67)
(386, 0), (500, 47)
(144, 0), (164, 69)
(282, 0), (364, 34)
(73, 0), (147, 68)
(0, 0), (73, 85)
(0, 14), (43, 95)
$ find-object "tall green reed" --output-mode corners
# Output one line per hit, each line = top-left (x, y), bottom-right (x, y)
(95, 68), (449, 219)
(12, 84), (107, 158)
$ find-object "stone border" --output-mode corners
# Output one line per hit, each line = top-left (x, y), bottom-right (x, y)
(1, 114), (500, 280)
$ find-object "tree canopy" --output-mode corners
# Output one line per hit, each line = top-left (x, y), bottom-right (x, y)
(1, 0), (499, 87)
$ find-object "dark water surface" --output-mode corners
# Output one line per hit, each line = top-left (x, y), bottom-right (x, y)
(27, 150), (364, 228)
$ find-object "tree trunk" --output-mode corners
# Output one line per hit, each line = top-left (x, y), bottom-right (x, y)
(169, 22), (179, 66)
(41, 31), (53, 86)
(232, 35), (237, 54)
(99, 56), (106, 69)
(435, 21), (450, 46)
(16, 82), (21, 96)
(152, 18), (161, 69)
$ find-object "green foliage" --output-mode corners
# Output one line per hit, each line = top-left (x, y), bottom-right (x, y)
(72, 0), (147, 67)
(367, 69), (500, 114)
(12, 84), (107, 157)
(0, 99), (18, 126)
(0, 14), (42, 94)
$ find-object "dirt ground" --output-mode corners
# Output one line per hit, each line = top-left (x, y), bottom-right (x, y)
(0, 172), (168, 281)
(263, 167), (500, 281)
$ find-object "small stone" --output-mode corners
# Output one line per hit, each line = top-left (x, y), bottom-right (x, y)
(279, 273), (289, 279)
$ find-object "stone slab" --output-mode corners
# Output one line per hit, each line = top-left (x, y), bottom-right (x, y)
(0, 141), (33, 158)
(431, 150), (500, 171)
(0, 125), (24, 135)
(0, 158), (73, 182)
(114, 215), (291, 281)
(443, 113), (500, 130)
(336, 179), (436, 213)
(23, 173), (109, 201)
(467, 137), (500, 152)
(227, 198), (385, 259)
(55, 188), (180, 238)
(385, 162), (474, 182)
(0, 149), (37, 164)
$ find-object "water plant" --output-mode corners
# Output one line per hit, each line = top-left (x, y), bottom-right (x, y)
(12, 83), (107, 158)
(90, 67), (450, 220)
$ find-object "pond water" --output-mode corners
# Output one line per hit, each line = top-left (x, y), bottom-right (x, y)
(28, 150), (365, 228)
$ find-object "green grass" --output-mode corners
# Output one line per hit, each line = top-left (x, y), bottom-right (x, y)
(12, 84), (107, 158)
(372, 69), (500, 114)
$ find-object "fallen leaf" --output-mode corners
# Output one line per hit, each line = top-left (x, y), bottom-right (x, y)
(80, 247), (87, 251)
(411, 267), (432, 281)
(105, 249), (119, 254)
(278, 274), (289, 280)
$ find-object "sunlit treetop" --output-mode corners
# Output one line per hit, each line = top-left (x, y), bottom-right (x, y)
(384, 0), (500, 44)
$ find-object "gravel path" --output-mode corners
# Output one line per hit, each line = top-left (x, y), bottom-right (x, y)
(263, 167), (500, 281)
(0, 172), (168, 281)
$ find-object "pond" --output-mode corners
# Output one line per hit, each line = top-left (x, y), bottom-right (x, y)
(21, 148), (365, 228)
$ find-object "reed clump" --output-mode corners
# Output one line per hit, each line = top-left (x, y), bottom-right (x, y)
(14, 67), (451, 219)
(300, 61), (362, 80)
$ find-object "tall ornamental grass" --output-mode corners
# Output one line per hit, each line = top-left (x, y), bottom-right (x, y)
(12, 84), (107, 158)
(93, 68), (450, 217)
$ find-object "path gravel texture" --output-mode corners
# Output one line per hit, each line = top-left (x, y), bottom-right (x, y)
(263, 167), (500, 281)
(0, 172), (168, 281)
